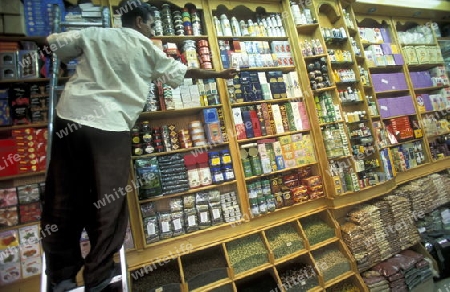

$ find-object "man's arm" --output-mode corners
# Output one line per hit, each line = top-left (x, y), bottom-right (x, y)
(185, 68), (238, 79)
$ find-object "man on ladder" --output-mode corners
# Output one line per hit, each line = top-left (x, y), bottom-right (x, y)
(39, 1), (236, 291)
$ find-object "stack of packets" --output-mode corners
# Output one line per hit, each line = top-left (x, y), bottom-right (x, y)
(0, 224), (42, 286)
(373, 200), (402, 257)
(363, 249), (433, 292)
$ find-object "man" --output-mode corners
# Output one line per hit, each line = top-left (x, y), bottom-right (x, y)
(40, 1), (236, 291)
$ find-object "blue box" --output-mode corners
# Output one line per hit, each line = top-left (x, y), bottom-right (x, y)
(202, 108), (219, 124)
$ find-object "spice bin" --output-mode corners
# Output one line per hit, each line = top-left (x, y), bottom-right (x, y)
(131, 258), (182, 292)
(299, 210), (338, 247)
(275, 255), (321, 292)
(264, 222), (305, 260)
(311, 242), (353, 284)
(225, 233), (269, 275)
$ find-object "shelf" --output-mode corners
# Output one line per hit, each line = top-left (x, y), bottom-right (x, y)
(324, 271), (355, 288)
(152, 35), (208, 42)
(327, 155), (352, 160)
(217, 36), (288, 41)
(131, 143), (229, 160)
(304, 54), (327, 60)
(324, 37), (348, 44)
(0, 77), (69, 84)
(408, 63), (444, 71)
(331, 61), (355, 66)
(368, 65), (403, 73)
(313, 86), (336, 94)
(273, 248), (309, 265)
(420, 109), (449, 116)
(414, 85), (446, 93)
(361, 41), (383, 47)
(0, 221), (40, 233)
(309, 237), (339, 251)
(437, 37), (450, 41)
(381, 138), (422, 149)
(346, 119), (369, 124)
(320, 120), (345, 126)
(244, 162), (318, 181)
(296, 23), (319, 34)
(230, 97), (302, 107)
(375, 89), (410, 96)
(237, 129), (310, 143)
(381, 113), (417, 120)
(341, 100), (364, 106)
(138, 105), (222, 120)
(355, 56), (365, 63)
(427, 131), (450, 139)
(138, 180), (237, 204)
(371, 115), (380, 119)
(238, 66), (295, 73)
(400, 43), (436, 46)
(350, 134), (372, 140)
(233, 263), (272, 281)
(335, 80), (359, 85)
(0, 123), (48, 132)
(0, 171), (46, 181)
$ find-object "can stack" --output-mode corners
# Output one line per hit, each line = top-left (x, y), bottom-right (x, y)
(189, 120), (207, 147)
(198, 40), (212, 69)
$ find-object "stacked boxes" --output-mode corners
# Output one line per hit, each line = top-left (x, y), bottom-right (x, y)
(377, 96), (416, 118)
(12, 127), (47, 173)
(202, 108), (223, 144)
(409, 71), (433, 88)
(403, 46), (443, 65)
(416, 88), (450, 112)
(365, 43), (402, 66)
(371, 73), (408, 92)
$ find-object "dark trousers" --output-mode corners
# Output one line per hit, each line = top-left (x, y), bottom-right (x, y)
(41, 116), (131, 290)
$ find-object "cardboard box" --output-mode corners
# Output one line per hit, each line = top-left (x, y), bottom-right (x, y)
(0, 0), (23, 15)
(3, 15), (25, 35)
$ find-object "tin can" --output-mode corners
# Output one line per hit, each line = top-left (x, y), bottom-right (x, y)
(202, 62), (213, 69)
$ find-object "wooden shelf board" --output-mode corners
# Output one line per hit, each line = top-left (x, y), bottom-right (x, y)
(381, 113), (417, 120)
(244, 162), (318, 181)
(0, 123), (48, 132)
(335, 80), (359, 86)
(346, 119), (369, 124)
(0, 171), (46, 181)
(371, 115), (380, 119)
(232, 263), (272, 281)
(152, 35), (208, 42)
(414, 85), (445, 92)
(237, 129), (311, 143)
(368, 65), (403, 73)
(0, 221), (40, 233)
(296, 23), (319, 34)
(420, 109), (448, 115)
(432, 155), (450, 163)
(230, 97), (302, 107)
(309, 237), (339, 251)
(408, 63), (445, 71)
(330, 180), (397, 209)
(438, 37), (450, 41)
(138, 105), (222, 120)
(381, 138), (422, 149)
(308, 287), (323, 292)
(0, 273), (40, 290)
(131, 142), (229, 160)
(139, 180), (237, 204)
(324, 271), (355, 288)
(304, 54), (327, 60)
(341, 100), (364, 106)
(427, 131), (450, 139)
(190, 278), (233, 292)
(331, 61), (355, 66)
(238, 66), (296, 73)
(320, 120), (345, 126)
(361, 41), (384, 47)
(350, 134), (372, 140)
(0, 77), (70, 84)
(327, 155), (352, 160)
(401, 43), (436, 46)
(217, 36), (288, 41)
(396, 158), (450, 185)
(375, 89), (410, 96)
(313, 86), (336, 94)
(273, 249), (309, 266)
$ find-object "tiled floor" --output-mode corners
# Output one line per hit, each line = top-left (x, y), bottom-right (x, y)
(435, 277), (450, 292)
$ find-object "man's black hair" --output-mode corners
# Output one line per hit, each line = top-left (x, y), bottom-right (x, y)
(117, 0), (153, 28)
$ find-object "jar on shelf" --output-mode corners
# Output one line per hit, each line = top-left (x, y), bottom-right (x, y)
(220, 149), (232, 165)
(141, 121), (152, 143)
(131, 127), (140, 144)
(132, 144), (144, 156)
(208, 151), (221, 167)
(211, 167), (224, 184)
(222, 165), (235, 181)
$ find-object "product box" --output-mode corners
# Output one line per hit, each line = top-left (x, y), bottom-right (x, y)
(18, 224), (39, 245)
(0, 188), (17, 208)
(0, 206), (18, 227)
(0, 262), (21, 285)
(19, 202), (41, 224)
(21, 256), (41, 279)
(0, 230), (19, 249)
(16, 184), (40, 204)
(20, 242), (40, 261)
(4, 15), (25, 36)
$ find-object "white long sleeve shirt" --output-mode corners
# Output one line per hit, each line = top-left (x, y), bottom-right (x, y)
(47, 27), (187, 131)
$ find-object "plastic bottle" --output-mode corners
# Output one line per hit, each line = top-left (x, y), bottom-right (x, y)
(231, 16), (241, 37)
(213, 16), (223, 36)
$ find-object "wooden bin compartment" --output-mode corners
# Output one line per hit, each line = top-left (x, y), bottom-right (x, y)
(130, 257), (183, 292)
(310, 241), (353, 286)
(180, 244), (231, 291)
(263, 220), (306, 261)
(274, 253), (321, 292)
(224, 231), (270, 277)
(299, 210), (338, 248)
(325, 274), (365, 292)
(207, 282), (236, 292)
(234, 267), (281, 292)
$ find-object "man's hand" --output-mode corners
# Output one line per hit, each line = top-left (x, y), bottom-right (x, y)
(218, 68), (238, 79)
